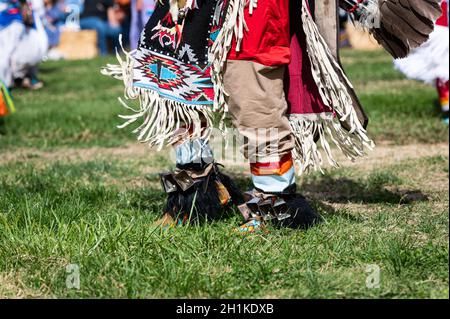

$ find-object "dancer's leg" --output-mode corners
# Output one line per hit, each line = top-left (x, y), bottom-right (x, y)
(224, 60), (321, 231)
(223, 0), (321, 231)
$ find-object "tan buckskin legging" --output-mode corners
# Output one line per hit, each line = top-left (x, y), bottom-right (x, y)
(223, 60), (295, 162)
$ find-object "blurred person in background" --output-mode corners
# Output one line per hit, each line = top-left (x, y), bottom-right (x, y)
(80, 0), (125, 55)
(25, 0), (49, 87)
(338, 8), (351, 48)
(115, 0), (131, 48)
(394, 0), (449, 125)
(129, 0), (154, 50)
(0, 0), (48, 90)
(43, 0), (66, 49)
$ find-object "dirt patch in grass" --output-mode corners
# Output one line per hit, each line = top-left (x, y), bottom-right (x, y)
(0, 272), (46, 299)
(2, 142), (448, 172)
(1, 143), (150, 165)
(337, 142), (448, 171)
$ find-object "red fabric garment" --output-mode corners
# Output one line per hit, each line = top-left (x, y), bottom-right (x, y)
(228, 0), (291, 66)
(227, 0), (330, 116)
(436, 0), (448, 27)
(286, 30), (331, 115)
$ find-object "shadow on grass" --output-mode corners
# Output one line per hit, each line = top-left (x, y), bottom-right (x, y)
(226, 172), (429, 206)
(39, 66), (60, 74)
(0, 117), (6, 135)
(302, 176), (429, 205)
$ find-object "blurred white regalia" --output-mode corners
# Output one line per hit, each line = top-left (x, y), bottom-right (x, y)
(0, 0), (48, 87)
(394, 0), (449, 84)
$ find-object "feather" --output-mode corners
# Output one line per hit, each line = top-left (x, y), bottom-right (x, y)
(341, 0), (443, 58)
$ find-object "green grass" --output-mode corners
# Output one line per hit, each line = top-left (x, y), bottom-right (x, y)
(0, 50), (448, 298)
(0, 57), (129, 149)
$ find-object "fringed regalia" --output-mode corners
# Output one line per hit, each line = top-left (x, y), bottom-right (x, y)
(103, 0), (442, 229)
(103, 0), (376, 173)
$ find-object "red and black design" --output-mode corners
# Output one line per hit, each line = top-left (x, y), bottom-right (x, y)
(133, 47), (215, 104)
(140, 0), (219, 66)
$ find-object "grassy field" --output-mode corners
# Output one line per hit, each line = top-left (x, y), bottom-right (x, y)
(0, 50), (448, 298)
